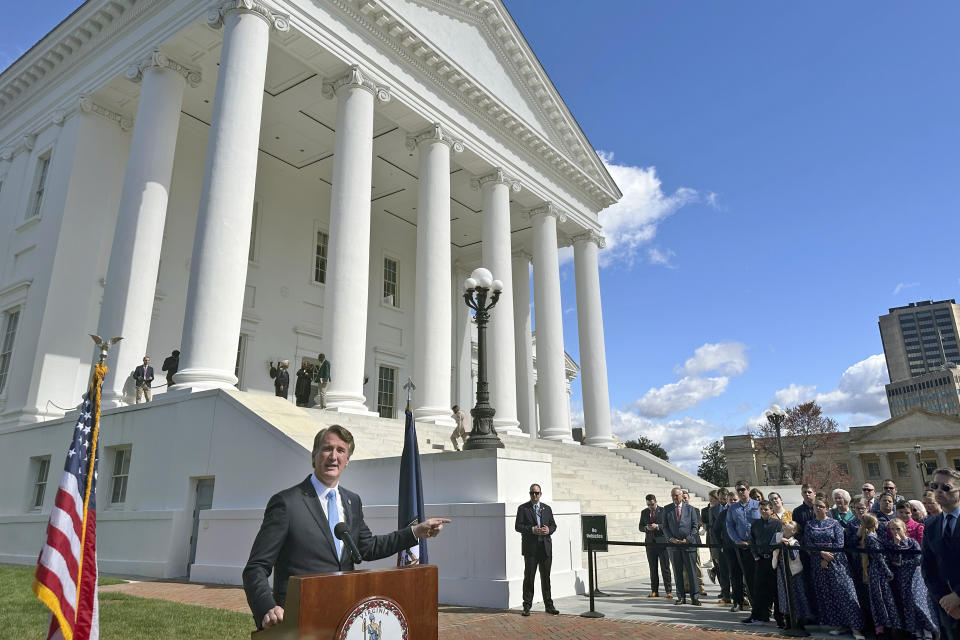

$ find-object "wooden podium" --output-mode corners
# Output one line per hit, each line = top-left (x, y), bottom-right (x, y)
(252, 564), (438, 639)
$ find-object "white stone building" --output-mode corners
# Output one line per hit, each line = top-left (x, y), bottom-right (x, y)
(0, 0), (709, 610)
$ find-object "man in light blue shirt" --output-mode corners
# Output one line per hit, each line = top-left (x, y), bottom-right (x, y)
(724, 481), (760, 611)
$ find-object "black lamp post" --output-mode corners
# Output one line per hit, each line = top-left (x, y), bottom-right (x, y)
(463, 267), (505, 450)
(765, 404), (793, 484)
(914, 443), (926, 488)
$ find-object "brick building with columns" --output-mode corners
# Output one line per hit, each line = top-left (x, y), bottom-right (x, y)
(0, 0), (711, 608)
(724, 409), (960, 498)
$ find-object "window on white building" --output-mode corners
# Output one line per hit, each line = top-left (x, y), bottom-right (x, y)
(313, 230), (328, 284)
(27, 152), (51, 220)
(383, 257), (399, 307)
(377, 366), (397, 419)
(0, 308), (20, 394)
(109, 447), (132, 504)
(867, 461), (880, 477)
(31, 456), (51, 509)
(896, 461), (909, 477)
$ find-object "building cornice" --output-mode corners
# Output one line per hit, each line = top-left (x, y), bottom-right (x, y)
(0, 0), (165, 114)
(316, 0), (619, 210)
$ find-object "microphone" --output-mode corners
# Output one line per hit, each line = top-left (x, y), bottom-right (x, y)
(333, 522), (362, 564)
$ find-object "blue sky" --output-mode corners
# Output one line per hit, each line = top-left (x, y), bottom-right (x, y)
(5, 2), (959, 470)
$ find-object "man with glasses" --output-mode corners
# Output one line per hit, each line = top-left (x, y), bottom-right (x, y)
(872, 479), (897, 512)
(921, 468), (960, 640)
(861, 483), (877, 512)
(515, 483), (559, 616)
(725, 481), (760, 612)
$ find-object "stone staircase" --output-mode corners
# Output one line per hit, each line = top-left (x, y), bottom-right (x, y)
(236, 396), (710, 586)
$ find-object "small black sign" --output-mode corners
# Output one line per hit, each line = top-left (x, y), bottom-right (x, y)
(581, 514), (608, 552)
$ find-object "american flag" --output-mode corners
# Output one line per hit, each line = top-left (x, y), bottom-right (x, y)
(33, 363), (106, 640)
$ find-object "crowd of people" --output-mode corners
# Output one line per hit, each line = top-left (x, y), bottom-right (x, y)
(640, 469), (960, 640)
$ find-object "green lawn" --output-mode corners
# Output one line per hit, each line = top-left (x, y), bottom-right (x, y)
(1, 564), (253, 640)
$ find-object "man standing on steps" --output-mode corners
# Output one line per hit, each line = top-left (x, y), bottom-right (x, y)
(314, 353), (331, 408)
(515, 483), (559, 616)
(664, 486), (702, 605)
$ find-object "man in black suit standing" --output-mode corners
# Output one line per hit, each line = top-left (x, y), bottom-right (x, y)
(639, 493), (672, 598)
(922, 467), (960, 640)
(663, 486), (702, 605)
(242, 424), (450, 630)
(515, 483), (559, 616)
(133, 356), (154, 403)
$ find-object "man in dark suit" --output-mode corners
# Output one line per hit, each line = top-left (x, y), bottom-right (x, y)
(242, 424), (450, 630)
(314, 353), (331, 408)
(132, 356), (154, 403)
(921, 468), (960, 640)
(663, 486), (702, 605)
(515, 483), (559, 616)
(640, 493), (672, 598)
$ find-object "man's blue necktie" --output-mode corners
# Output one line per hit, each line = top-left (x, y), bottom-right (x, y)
(327, 489), (341, 558)
(946, 513), (956, 538)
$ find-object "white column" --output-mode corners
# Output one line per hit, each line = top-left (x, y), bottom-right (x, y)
(475, 169), (521, 435)
(529, 204), (573, 443)
(512, 250), (536, 437)
(98, 51), (199, 406)
(407, 124), (460, 425)
(573, 231), (615, 448)
(936, 449), (949, 470)
(849, 452), (865, 489)
(174, 3), (287, 390)
(877, 451), (893, 482)
(317, 67), (390, 413)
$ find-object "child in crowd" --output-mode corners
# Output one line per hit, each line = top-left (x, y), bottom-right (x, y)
(858, 514), (900, 638)
(773, 521), (812, 629)
(886, 518), (936, 640)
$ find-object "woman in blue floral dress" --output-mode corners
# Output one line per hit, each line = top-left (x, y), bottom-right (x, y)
(806, 497), (864, 638)
(886, 518), (937, 639)
(857, 514), (900, 635)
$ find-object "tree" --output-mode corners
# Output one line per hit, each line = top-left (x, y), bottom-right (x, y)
(750, 401), (840, 482)
(802, 461), (854, 494)
(698, 440), (729, 486)
(624, 436), (669, 461)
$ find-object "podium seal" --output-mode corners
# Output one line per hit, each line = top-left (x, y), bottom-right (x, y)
(337, 596), (409, 640)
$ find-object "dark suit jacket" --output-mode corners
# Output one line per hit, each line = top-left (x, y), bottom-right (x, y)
(515, 501), (557, 557)
(133, 365), (154, 387)
(639, 506), (667, 543)
(921, 511), (960, 601)
(663, 502), (700, 545)
(242, 476), (416, 627)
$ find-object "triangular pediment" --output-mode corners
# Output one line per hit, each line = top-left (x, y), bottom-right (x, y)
(849, 409), (960, 443)
(371, 0), (619, 206)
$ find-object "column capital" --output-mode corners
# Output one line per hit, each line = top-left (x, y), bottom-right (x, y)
(571, 229), (606, 249)
(526, 203), (567, 224)
(322, 65), (391, 102)
(79, 94), (133, 131)
(471, 167), (521, 192)
(125, 49), (202, 88)
(206, 0), (290, 32)
(405, 123), (464, 153)
(512, 249), (532, 263)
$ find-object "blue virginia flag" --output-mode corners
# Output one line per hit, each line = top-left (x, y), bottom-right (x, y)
(397, 406), (427, 565)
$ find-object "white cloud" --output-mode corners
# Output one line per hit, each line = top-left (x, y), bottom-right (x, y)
(679, 342), (749, 377)
(647, 247), (676, 268)
(596, 152), (704, 267)
(611, 409), (720, 473)
(632, 375), (729, 418)
(756, 355), (890, 429)
(893, 282), (920, 295)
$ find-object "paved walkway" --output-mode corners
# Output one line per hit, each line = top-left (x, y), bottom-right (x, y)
(101, 577), (842, 640)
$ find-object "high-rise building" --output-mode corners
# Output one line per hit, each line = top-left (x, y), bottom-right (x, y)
(879, 299), (960, 417)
